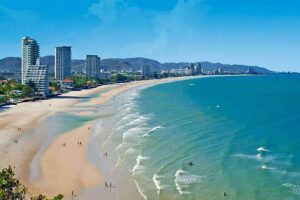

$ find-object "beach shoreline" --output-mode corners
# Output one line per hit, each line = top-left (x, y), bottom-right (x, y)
(0, 76), (202, 199)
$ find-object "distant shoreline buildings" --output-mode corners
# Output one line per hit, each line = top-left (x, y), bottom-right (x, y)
(0, 35), (264, 102)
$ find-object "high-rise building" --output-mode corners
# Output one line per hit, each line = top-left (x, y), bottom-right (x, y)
(21, 37), (40, 84)
(190, 62), (203, 75)
(85, 55), (101, 78)
(55, 46), (72, 81)
(195, 62), (203, 75)
(141, 65), (151, 77)
(217, 68), (223, 74)
(24, 58), (49, 97)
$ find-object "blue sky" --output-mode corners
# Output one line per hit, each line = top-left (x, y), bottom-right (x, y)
(0, 0), (299, 72)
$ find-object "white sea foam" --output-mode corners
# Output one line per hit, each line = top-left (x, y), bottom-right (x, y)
(259, 165), (276, 170)
(127, 116), (150, 126)
(115, 147), (138, 167)
(233, 153), (274, 162)
(143, 126), (163, 137)
(233, 153), (261, 160)
(134, 180), (148, 200)
(123, 126), (148, 140)
(152, 174), (167, 194)
(115, 142), (132, 155)
(174, 170), (205, 195)
(131, 155), (149, 174)
(92, 121), (103, 137)
(189, 84), (195, 86)
(117, 113), (139, 126)
(123, 147), (137, 156)
(257, 146), (270, 152)
(117, 102), (134, 111)
(283, 183), (300, 195)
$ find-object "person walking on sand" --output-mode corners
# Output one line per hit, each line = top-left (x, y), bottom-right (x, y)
(71, 190), (77, 200)
(224, 191), (228, 197)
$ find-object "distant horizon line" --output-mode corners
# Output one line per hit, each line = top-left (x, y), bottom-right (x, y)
(1, 55), (299, 73)
(0, 54), (269, 66)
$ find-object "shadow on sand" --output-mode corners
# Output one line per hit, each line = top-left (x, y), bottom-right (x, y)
(54, 96), (92, 99)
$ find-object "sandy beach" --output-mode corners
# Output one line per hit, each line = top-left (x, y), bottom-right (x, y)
(0, 76), (199, 199)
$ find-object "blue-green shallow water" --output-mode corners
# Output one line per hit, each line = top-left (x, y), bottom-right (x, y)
(116, 75), (300, 200)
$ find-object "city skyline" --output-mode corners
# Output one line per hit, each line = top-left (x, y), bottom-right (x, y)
(0, 0), (300, 72)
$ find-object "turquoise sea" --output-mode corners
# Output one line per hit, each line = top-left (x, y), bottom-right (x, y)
(101, 75), (300, 200)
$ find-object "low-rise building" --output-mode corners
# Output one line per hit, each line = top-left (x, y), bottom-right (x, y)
(169, 68), (192, 75)
(61, 78), (74, 89)
(99, 72), (112, 80)
(0, 80), (8, 85)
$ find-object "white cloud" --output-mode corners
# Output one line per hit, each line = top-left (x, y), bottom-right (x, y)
(127, 0), (208, 61)
(0, 5), (38, 22)
(87, 0), (128, 22)
(86, 0), (208, 61)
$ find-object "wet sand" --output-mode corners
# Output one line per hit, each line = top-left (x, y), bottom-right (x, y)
(0, 76), (200, 199)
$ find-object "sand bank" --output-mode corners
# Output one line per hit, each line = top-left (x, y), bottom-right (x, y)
(0, 76), (200, 199)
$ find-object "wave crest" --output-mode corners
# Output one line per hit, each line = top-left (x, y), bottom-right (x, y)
(143, 126), (163, 137)
(175, 170), (206, 195)
(131, 155), (149, 175)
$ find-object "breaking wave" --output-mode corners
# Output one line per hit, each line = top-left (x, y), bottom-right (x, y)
(283, 183), (300, 195)
(175, 170), (205, 195)
(143, 126), (163, 137)
(131, 155), (149, 175)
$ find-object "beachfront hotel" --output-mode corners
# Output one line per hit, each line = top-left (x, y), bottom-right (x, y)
(21, 37), (40, 84)
(141, 65), (151, 77)
(24, 58), (49, 97)
(55, 46), (72, 81)
(85, 55), (101, 78)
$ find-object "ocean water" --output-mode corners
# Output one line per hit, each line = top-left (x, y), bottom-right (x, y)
(100, 75), (300, 200)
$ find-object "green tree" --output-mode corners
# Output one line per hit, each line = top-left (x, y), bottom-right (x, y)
(0, 85), (5, 95)
(22, 85), (35, 97)
(49, 81), (61, 92)
(31, 194), (64, 200)
(13, 83), (24, 91)
(0, 166), (63, 200)
(112, 73), (128, 83)
(20, 80), (37, 97)
(71, 76), (88, 88)
(0, 166), (26, 200)
(26, 80), (37, 92)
